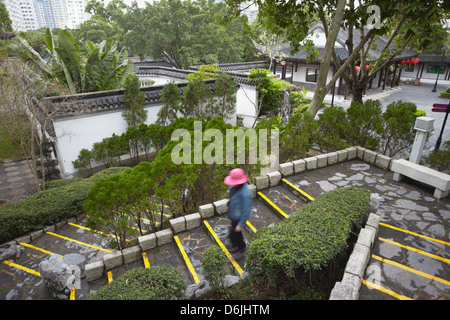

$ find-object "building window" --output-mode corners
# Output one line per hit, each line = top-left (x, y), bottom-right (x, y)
(306, 68), (318, 82)
(427, 64), (446, 74)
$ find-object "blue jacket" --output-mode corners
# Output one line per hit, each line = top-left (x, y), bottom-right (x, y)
(228, 183), (253, 229)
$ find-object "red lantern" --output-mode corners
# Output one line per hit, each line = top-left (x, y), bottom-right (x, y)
(355, 66), (360, 72)
(400, 60), (406, 64)
(365, 64), (369, 70)
(414, 58), (419, 63)
(407, 58), (413, 64)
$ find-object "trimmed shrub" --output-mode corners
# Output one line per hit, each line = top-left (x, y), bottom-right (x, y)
(202, 244), (228, 298)
(0, 167), (128, 244)
(87, 266), (186, 300)
(439, 87), (450, 97)
(424, 140), (450, 173)
(245, 187), (370, 284)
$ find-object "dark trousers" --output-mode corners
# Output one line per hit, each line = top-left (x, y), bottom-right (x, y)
(229, 219), (246, 250)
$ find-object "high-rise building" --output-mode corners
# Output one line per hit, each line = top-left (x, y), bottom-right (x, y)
(2, 0), (90, 31)
(1, 0), (25, 31)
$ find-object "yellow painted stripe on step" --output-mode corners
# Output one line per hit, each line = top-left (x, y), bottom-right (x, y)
(282, 178), (315, 201)
(379, 237), (450, 264)
(174, 235), (200, 283)
(203, 220), (243, 276)
(68, 222), (130, 242)
(46, 232), (112, 253)
(19, 242), (62, 258)
(142, 252), (150, 268)
(257, 192), (289, 219)
(3, 260), (41, 277)
(246, 220), (257, 233)
(107, 271), (113, 283)
(379, 223), (450, 247)
(70, 288), (75, 300)
(372, 254), (450, 287)
(362, 279), (413, 300)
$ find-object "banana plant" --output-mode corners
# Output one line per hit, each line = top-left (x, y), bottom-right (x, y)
(20, 28), (133, 94)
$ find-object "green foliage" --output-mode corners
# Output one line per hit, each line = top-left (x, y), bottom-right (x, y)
(18, 28), (133, 94)
(245, 187), (370, 285)
(0, 3), (12, 33)
(158, 70), (236, 124)
(87, 266), (186, 300)
(179, 76), (213, 118)
(440, 88), (450, 97)
(186, 64), (220, 82)
(346, 99), (383, 150)
(281, 111), (318, 161)
(315, 100), (421, 157)
(35, 136), (60, 185)
(0, 167), (128, 244)
(84, 169), (149, 249)
(72, 148), (94, 176)
(289, 87), (310, 113)
(158, 81), (180, 126)
(131, 0), (256, 68)
(249, 68), (284, 115)
(424, 140), (450, 173)
(379, 100), (418, 157)
(255, 110), (318, 163)
(214, 72), (237, 121)
(122, 74), (147, 127)
(202, 244), (228, 298)
(316, 106), (349, 153)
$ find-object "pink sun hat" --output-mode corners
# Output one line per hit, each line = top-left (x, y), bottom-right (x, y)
(224, 168), (248, 186)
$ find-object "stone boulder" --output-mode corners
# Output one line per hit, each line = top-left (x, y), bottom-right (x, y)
(0, 244), (24, 261)
(38, 253), (86, 300)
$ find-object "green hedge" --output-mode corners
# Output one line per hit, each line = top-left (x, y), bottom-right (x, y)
(87, 266), (186, 300)
(0, 167), (129, 244)
(246, 187), (370, 283)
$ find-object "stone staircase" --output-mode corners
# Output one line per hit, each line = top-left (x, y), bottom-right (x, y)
(8, 146), (445, 300)
(85, 172), (311, 299)
(0, 162), (315, 300)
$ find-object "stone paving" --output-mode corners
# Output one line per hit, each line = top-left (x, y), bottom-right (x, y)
(0, 160), (37, 203)
(1, 154), (448, 300)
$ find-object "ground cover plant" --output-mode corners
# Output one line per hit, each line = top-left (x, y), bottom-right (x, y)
(87, 266), (186, 300)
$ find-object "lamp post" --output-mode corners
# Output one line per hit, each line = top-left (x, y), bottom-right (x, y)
(432, 46), (448, 92)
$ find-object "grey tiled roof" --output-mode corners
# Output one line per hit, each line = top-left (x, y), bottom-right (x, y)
(42, 79), (217, 119)
(416, 54), (450, 64)
(257, 22), (418, 63)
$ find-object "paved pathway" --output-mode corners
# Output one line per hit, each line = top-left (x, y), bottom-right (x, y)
(0, 160), (37, 204)
(1, 158), (448, 300)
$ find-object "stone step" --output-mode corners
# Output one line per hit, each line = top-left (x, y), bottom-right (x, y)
(257, 184), (306, 219)
(1, 181), (310, 299)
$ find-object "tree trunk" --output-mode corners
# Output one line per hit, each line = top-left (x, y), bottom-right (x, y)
(307, 0), (346, 117)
